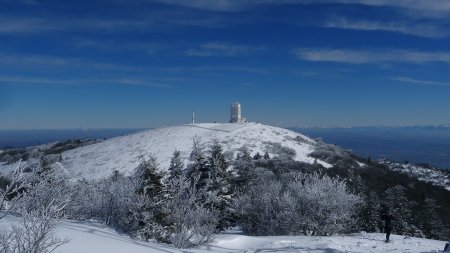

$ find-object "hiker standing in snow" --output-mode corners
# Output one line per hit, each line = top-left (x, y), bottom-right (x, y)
(382, 211), (394, 242)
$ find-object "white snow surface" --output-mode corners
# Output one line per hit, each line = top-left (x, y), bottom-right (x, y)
(0, 216), (446, 253)
(59, 123), (330, 180)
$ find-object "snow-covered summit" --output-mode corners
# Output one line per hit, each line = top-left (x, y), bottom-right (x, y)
(59, 123), (330, 179)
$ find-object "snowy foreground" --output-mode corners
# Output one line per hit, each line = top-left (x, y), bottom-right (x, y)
(1, 216), (446, 253)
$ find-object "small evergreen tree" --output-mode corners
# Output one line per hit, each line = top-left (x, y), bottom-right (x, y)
(134, 155), (166, 239)
(206, 140), (233, 230)
(232, 147), (256, 192)
(135, 155), (164, 200)
(186, 142), (210, 190)
(208, 140), (228, 189)
(263, 151), (270, 160)
(168, 150), (184, 181)
(359, 191), (382, 232)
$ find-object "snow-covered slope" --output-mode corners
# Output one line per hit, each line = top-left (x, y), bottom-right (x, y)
(58, 123), (330, 179)
(379, 159), (450, 191)
(1, 216), (446, 253)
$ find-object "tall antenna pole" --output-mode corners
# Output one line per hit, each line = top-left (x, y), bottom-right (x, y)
(192, 110), (195, 124)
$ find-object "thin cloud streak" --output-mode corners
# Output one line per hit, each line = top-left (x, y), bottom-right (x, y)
(392, 76), (450, 87)
(0, 53), (145, 72)
(152, 0), (450, 17)
(325, 17), (447, 38)
(185, 42), (262, 57)
(294, 49), (450, 64)
(0, 76), (170, 88)
(0, 17), (57, 34)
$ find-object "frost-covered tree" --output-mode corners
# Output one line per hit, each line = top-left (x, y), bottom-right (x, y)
(66, 171), (149, 236)
(133, 155), (167, 239)
(164, 175), (219, 248)
(253, 152), (262, 160)
(288, 172), (361, 235)
(206, 140), (233, 230)
(38, 154), (51, 175)
(135, 155), (164, 200)
(1, 162), (69, 253)
(0, 161), (25, 220)
(235, 179), (295, 235)
(383, 185), (421, 237)
(186, 140), (209, 189)
(232, 147), (256, 192)
(235, 172), (361, 236)
(168, 150), (184, 181)
(14, 159), (71, 216)
(0, 201), (69, 253)
(359, 191), (382, 232)
(418, 198), (446, 239)
(185, 140), (233, 231)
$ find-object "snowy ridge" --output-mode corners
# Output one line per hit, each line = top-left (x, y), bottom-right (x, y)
(58, 123), (330, 179)
(380, 159), (450, 191)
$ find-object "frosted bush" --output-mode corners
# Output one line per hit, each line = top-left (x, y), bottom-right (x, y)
(235, 172), (361, 236)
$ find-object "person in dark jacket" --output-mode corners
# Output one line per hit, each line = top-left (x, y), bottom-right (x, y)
(382, 211), (394, 242)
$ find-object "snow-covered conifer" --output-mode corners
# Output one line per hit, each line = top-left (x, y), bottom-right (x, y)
(168, 150), (184, 181)
(134, 155), (164, 200)
(232, 147), (256, 192)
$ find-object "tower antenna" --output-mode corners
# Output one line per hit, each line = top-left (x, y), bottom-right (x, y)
(192, 110), (195, 124)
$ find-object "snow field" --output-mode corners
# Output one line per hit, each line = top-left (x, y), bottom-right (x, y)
(1, 216), (446, 253)
(59, 123), (331, 180)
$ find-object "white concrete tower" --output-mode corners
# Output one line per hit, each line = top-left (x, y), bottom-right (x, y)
(230, 102), (242, 123)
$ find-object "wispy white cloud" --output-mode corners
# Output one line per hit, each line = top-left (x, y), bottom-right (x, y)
(0, 76), (82, 86)
(152, 0), (247, 11)
(151, 0), (450, 17)
(0, 11), (233, 36)
(74, 39), (167, 55)
(185, 42), (262, 57)
(293, 48), (450, 64)
(330, 0), (450, 18)
(0, 16), (150, 34)
(0, 17), (60, 34)
(0, 53), (71, 67)
(168, 65), (270, 75)
(0, 76), (170, 88)
(392, 76), (450, 87)
(325, 17), (447, 38)
(0, 53), (145, 72)
(111, 78), (170, 88)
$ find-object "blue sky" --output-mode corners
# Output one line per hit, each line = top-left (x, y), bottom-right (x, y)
(1, 0), (450, 129)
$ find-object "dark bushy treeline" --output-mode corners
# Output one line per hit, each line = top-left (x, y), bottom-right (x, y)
(325, 157), (450, 240)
